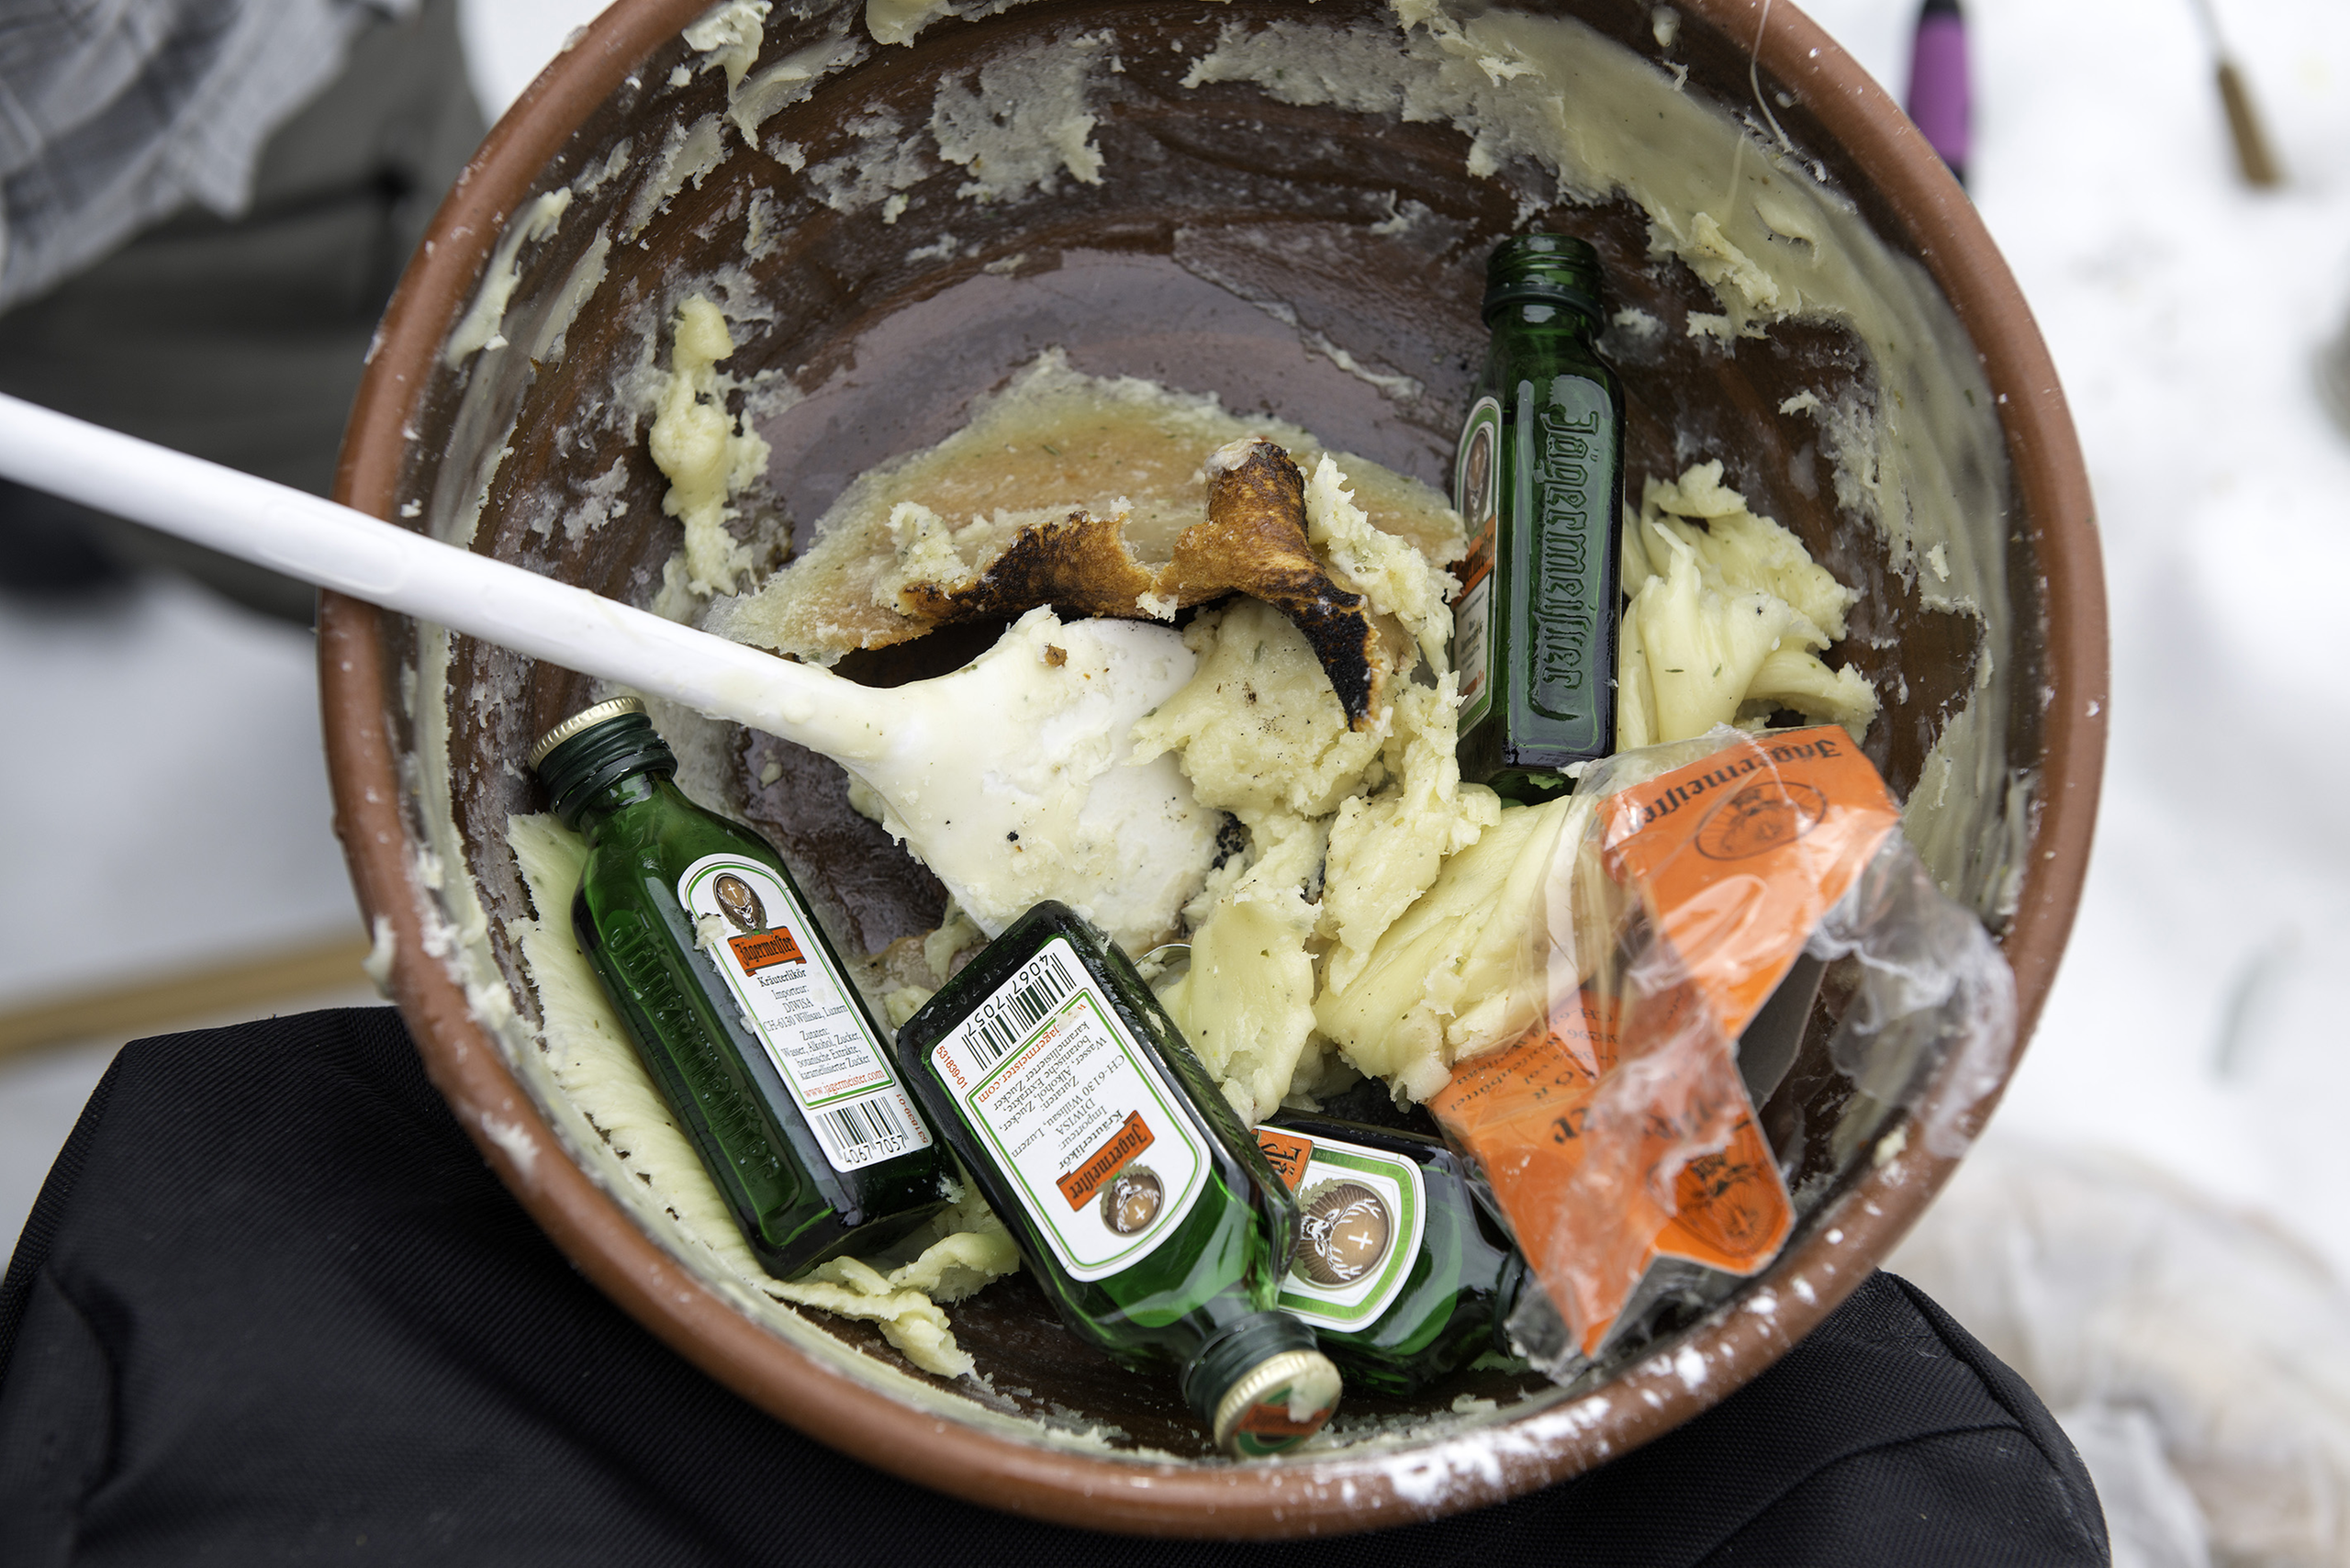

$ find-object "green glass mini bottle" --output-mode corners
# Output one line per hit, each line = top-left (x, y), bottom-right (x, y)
(532, 699), (948, 1278)
(895, 902), (1342, 1455)
(1451, 232), (1627, 801)
(1256, 1114), (1528, 1397)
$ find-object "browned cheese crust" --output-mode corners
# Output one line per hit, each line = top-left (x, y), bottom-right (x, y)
(895, 513), (1158, 626)
(1174, 442), (1381, 726)
(895, 439), (1383, 727)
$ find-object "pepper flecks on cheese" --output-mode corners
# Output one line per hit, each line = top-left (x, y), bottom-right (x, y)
(1617, 464), (1878, 751)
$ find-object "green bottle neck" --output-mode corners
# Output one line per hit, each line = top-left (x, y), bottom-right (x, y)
(1492, 298), (1598, 340)
(1483, 232), (1605, 324)
(534, 708), (680, 830)
(1178, 1311), (1340, 1456)
(569, 767), (672, 839)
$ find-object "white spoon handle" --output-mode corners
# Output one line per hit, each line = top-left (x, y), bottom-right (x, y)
(0, 394), (880, 759)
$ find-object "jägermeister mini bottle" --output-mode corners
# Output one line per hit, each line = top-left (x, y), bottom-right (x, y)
(1451, 232), (1626, 801)
(895, 902), (1342, 1455)
(1257, 1115), (1528, 1396)
(532, 699), (948, 1278)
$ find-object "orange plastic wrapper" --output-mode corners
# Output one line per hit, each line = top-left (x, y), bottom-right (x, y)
(1430, 726), (1903, 1360)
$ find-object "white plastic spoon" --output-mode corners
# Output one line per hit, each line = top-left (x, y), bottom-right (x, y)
(0, 394), (1221, 953)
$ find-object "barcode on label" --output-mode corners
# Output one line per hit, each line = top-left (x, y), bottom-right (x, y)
(965, 950), (1078, 1067)
(817, 1093), (918, 1163)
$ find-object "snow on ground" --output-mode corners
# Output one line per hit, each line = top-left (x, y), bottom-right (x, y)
(1817, 3), (2350, 1556)
(456, 0), (610, 119)
(1897, 0), (2350, 1246)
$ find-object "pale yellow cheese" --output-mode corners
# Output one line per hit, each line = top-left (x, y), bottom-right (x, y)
(1622, 524), (1819, 747)
(1627, 463), (1859, 639)
(1130, 599), (1396, 831)
(1314, 794), (1589, 1102)
(1154, 816), (1326, 1125)
(1316, 675), (1500, 996)
(1616, 463), (1877, 748)
(646, 296), (771, 596)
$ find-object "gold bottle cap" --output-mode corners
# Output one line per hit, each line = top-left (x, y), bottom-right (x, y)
(528, 696), (646, 769)
(1212, 1349), (1342, 1458)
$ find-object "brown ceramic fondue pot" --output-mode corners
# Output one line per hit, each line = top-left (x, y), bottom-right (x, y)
(319, 0), (2104, 1535)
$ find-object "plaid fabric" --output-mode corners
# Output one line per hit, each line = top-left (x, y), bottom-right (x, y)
(0, 0), (415, 308)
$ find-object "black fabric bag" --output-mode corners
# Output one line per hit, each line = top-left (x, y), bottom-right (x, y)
(0, 1007), (2109, 1567)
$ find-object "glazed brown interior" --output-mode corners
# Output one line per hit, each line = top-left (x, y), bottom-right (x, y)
(323, 0), (2105, 1535)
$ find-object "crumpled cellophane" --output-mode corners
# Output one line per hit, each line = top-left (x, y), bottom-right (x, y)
(1428, 725), (2017, 1379)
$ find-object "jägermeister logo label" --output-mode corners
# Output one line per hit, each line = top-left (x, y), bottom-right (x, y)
(678, 855), (930, 1175)
(1253, 1126), (1426, 1329)
(1295, 1181), (1392, 1286)
(933, 939), (1208, 1282)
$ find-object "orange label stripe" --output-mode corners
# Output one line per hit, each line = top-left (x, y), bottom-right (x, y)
(729, 927), (805, 972)
(1057, 1112), (1155, 1210)
(1254, 1129), (1313, 1193)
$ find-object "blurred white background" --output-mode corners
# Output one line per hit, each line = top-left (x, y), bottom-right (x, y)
(0, 0), (612, 1235)
(4, 2), (2347, 1559)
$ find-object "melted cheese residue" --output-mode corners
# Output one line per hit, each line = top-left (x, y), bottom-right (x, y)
(713, 350), (1461, 663)
(647, 296), (771, 596)
(1617, 463), (1877, 750)
(690, 366), (1869, 1125)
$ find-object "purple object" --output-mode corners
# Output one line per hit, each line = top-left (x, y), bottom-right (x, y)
(1907, 0), (1971, 182)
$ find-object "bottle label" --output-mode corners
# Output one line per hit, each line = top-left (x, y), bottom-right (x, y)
(1452, 394), (1502, 730)
(929, 938), (1208, 1282)
(677, 854), (931, 1174)
(1254, 1126), (1427, 1329)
